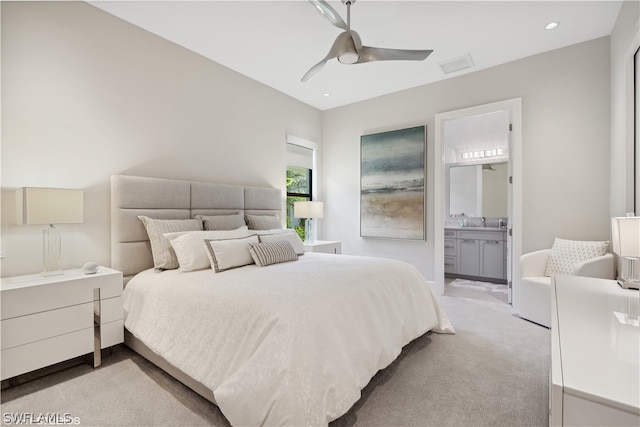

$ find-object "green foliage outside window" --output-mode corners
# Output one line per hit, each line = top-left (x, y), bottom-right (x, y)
(286, 166), (311, 241)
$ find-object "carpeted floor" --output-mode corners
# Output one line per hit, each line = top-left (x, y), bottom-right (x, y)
(1, 281), (549, 426)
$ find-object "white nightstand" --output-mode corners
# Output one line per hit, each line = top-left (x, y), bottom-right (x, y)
(304, 240), (342, 254)
(1, 266), (124, 380)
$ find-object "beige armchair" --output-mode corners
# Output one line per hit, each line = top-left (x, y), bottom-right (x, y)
(518, 249), (615, 328)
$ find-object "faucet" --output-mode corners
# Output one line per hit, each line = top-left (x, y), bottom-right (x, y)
(499, 219), (505, 228)
(482, 217), (486, 228)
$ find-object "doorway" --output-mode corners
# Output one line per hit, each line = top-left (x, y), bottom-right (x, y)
(434, 98), (522, 306)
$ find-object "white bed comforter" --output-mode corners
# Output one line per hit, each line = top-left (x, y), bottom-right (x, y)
(123, 253), (454, 426)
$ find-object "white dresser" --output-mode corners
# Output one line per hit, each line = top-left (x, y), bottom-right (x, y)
(550, 275), (639, 426)
(1, 267), (124, 380)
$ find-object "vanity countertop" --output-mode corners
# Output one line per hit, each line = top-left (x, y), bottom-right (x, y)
(445, 226), (507, 231)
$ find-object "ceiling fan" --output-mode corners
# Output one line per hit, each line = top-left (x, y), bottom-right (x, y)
(302, 0), (433, 82)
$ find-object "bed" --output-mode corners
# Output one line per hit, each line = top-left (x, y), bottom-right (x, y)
(111, 174), (454, 426)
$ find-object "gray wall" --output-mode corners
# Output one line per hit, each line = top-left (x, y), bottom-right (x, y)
(1, 1), (632, 284)
(322, 37), (612, 281)
(0, 1), (322, 276)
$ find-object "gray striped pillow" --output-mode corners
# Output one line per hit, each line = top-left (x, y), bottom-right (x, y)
(248, 241), (298, 267)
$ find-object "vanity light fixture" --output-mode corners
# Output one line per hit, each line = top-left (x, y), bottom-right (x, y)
(461, 147), (508, 161)
(545, 22), (559, 30)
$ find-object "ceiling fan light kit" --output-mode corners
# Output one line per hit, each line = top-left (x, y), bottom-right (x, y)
(302, 0), (433, 82)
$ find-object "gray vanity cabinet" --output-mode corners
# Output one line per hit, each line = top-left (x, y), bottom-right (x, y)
(445, 228), (506, 281)
(480, 239), (504, 279)
(458, 238), (480, 276)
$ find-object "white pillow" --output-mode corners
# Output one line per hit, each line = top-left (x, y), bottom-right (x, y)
(258, 231), (305, 255)
(205, 234), (259, 272)
(164, 227), (250, 272)
(544, 238), (609, 276)
(138, 216), (203, 270)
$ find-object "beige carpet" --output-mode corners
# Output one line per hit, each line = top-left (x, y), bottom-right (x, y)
(1, 283), (549, 426)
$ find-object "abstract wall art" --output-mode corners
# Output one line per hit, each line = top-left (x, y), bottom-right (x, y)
(360, 125), (426, 240)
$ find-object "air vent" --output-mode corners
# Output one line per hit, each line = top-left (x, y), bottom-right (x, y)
(439, 54), (474, 74)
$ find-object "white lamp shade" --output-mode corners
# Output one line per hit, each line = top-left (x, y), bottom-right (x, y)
(611, 216), (640, 257)
(20, 187), (84, 225)
(294, 201), (324, 219)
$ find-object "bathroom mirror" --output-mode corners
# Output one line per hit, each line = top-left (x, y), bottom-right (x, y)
(447, 162), (507, 218)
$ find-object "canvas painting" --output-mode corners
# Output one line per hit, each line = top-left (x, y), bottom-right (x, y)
(360, 125), (426, 240)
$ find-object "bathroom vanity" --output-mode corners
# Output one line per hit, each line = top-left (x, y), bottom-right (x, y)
(445, 226), (507, 282)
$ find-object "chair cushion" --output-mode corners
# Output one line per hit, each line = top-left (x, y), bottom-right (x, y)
(544, 238), (609, 276)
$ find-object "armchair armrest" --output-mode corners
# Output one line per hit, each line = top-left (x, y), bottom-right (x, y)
(572, 253), (615, 279)
(520, 249), (551, 277)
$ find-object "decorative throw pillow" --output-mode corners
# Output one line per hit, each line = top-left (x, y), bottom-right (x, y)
(205, 234), (259, 272)
(196, 213), (246, 231)
(138, 216), (202, 270)
(544, 238), (609, 276)
(249, 241), (298, 267)
(245, 214), (282, 230)
(258, 230), (305, 255)
(164, 227), (250, 272)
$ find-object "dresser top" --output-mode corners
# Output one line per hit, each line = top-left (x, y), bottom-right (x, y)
(1, 267), (121, 292)
(553, 275), (639, 413)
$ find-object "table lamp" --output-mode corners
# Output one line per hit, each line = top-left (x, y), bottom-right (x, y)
(611, 215), (640, 290)
(294, 201), (323, 244)
(19, 187), (84, 276)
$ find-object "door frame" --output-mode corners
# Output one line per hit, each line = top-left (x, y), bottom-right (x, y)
(434, 98), (522, 306)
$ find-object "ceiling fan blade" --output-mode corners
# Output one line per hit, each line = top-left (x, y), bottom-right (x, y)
(356, 46), (433, 64)
(308, 0), (348, 31)
(301, 32), (353, 82)
(301, 59), (328, 82)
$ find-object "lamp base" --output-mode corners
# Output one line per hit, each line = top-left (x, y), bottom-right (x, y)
(41, 225), (63, 277)
(618, 279), (640, 290)
(304, 218), (315, 244)
(617, 257), (640, 290)
(41, 270), (64, 277)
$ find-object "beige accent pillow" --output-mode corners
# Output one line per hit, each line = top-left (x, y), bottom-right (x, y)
(205, 234), (259, 272)
(544, 238), (609, 276)
(249, 241), (298, 267)
(138, 216), (202, 270)
(196, 213), (246, 231)
(245, 214), (282, 230)
(164, 227), (250, 272)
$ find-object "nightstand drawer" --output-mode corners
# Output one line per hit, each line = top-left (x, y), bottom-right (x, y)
(102, 320), (124, 347)
(100, 296), (123, 324)
(1, 328), (94, 379)
(1, 272), (122, 320)
(1, 302), (93, 350)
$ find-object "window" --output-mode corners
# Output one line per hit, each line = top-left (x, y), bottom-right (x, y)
(286, 143), (314, 240)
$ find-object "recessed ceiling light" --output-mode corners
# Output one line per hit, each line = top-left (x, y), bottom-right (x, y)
(323, 93), (330, 97)
(545, 22), (559, 30)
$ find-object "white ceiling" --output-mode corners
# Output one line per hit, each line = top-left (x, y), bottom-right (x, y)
(88, 0), (623, 111)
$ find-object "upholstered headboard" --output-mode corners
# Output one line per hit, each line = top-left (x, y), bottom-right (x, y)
(110, 175), (282, 283)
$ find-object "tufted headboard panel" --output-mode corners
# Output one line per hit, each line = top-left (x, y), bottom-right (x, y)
(111, 175), (282, 283)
